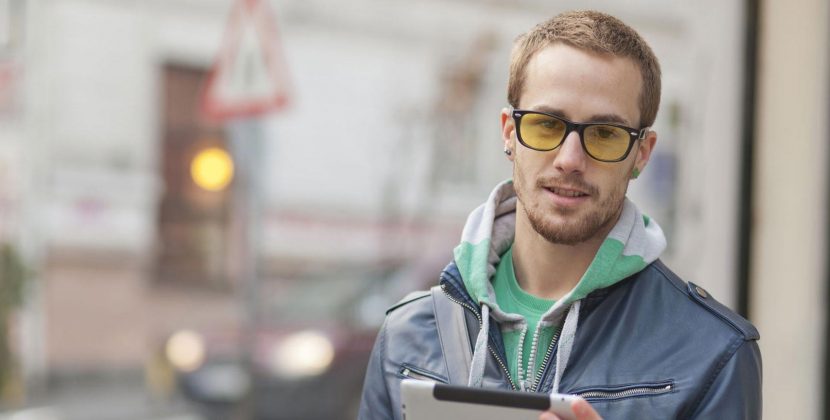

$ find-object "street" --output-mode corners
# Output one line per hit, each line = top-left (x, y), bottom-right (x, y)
(0, 376), (202, 420)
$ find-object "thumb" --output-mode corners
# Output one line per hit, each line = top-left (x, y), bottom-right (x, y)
(572, 398), (602, 420)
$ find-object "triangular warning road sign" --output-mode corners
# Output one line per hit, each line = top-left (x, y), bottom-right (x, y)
(202, 0), (291, 121)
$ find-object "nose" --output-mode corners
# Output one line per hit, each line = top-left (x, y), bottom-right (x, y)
(552, 131), (588, 174)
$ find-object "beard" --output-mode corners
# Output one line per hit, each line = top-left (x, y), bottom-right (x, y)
(514, 170), (628, 246)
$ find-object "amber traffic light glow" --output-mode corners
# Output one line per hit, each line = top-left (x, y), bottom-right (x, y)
(190, 147), (234, 191)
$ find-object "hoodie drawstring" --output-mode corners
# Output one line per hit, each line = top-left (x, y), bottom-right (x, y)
(552, 300), (581, 393)
(467, 304), (490, 387)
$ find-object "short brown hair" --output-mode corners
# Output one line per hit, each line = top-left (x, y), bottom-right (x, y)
(507, 10), (661, 127)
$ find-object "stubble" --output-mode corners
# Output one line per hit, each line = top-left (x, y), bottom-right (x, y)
(514, 170), (628, 246)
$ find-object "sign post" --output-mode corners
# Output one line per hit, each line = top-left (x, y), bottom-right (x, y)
(201, 0), (291, 416)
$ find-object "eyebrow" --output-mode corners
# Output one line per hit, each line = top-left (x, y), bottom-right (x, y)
(528, 105), (633, 127)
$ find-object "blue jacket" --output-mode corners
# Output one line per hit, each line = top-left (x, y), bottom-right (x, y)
(358, 260), (761, 419)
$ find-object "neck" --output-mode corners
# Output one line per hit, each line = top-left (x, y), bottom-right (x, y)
(512, 206), (618, 301)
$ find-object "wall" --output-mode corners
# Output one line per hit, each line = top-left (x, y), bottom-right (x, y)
(752, 0), (829, 417)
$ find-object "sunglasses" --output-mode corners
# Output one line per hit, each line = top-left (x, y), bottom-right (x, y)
(511, 109), (649, 162)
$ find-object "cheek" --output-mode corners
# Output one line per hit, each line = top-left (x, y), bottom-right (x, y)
(512, 154), (539, 198)
(514, 150), (549, 176)
(612, 170), (633, 195)
(596, 166), (633, 197)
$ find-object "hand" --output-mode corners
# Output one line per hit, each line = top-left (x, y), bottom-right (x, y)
(539, 397), (602, 420)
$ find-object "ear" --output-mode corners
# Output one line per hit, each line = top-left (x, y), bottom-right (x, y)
(632, 130), (657, 176)
(500, 108), (516, 162)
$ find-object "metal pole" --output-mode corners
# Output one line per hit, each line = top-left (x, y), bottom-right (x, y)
(227, 117), (264, 418)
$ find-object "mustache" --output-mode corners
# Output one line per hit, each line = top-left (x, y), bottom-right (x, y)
(535, 174), (598, 196)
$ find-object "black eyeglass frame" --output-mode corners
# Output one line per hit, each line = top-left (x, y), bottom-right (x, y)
(511, 109), (650, 163)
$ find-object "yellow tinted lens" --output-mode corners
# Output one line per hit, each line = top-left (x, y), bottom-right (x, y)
(584, 125), (630, 160)
(520, 114), (566, 150)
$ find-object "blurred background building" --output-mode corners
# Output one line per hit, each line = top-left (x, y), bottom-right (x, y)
(0, 0), (826, 419)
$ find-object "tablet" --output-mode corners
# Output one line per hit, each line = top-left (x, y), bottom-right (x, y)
(400, 379), (578, 420)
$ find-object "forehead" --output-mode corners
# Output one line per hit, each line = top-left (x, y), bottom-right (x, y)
(519, 43), (643, 126)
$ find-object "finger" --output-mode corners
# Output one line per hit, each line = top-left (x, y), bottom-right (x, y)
(539, 411), (560, 420)
(572, 398), (602, 420)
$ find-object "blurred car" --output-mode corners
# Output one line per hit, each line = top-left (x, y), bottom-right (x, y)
(162, 262), (438, 420)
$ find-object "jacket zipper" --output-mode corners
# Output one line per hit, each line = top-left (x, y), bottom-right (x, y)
(576, 383), (673, 401)
(399, 364), (447, 383)
(440, 283), (518, 390)
(530, 329), (561, 392)
(530, 305), (573, 392)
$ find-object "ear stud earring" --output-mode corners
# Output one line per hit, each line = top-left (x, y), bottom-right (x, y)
(504, 147), (512, 156)
(632, 167), (641, 179)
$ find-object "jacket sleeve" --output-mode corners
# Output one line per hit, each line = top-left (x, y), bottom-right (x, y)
(688, 339), (762, 419)
(358, 321), (396, 420)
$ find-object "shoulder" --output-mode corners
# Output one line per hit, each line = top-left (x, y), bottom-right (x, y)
(633, 260), (759, 341)
(384, 261), (464, 317)
(386, 290), (431, 315)
(651, 261), (758, 340)
(381, 288), (439, 339)
(583, 260), (759, 343)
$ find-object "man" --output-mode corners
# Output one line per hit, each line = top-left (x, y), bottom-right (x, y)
(359, 10), (761, 420)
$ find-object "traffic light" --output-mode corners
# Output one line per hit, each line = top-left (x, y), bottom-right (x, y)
(190, 147), (234, 192)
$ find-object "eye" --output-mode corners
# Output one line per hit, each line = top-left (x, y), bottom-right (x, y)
(594, 126), (621, 140)
(535, 118), (564, 131)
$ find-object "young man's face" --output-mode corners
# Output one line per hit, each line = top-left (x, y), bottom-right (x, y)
(501, 43), (656, 245)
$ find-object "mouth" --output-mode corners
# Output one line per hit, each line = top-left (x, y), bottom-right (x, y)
(545, 186), (590, 198)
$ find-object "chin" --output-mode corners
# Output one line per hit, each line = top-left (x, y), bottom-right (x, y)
(532, 218), (594, 245)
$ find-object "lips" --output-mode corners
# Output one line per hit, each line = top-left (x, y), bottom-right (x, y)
(547, 187), (588, 198)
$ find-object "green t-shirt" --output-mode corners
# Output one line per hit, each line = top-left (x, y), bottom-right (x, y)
(492, 245), (557, 388)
